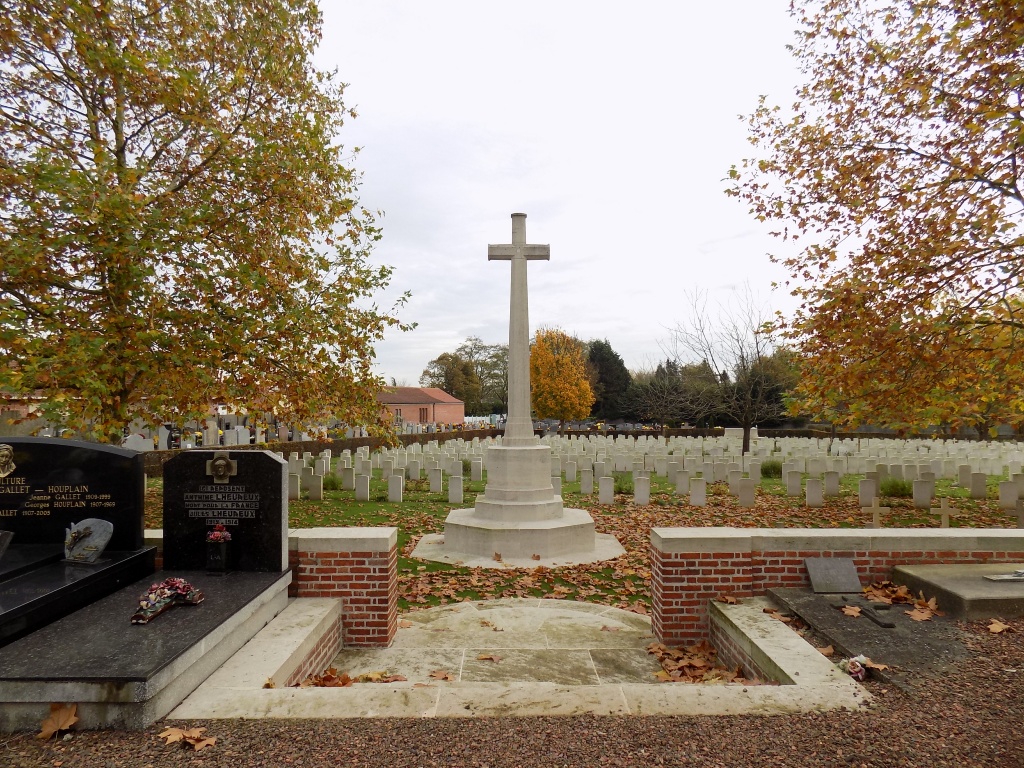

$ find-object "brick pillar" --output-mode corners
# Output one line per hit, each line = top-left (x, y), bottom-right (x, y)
(290, 528), (399, 647)
(650, 529), (753, 644)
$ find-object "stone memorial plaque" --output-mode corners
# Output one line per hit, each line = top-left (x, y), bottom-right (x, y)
(805, 557), (862, 593)
(64, 518), (114, 564)
(162, 450), (288, 571)
(0, 439), (144, 551)
(983, 568), (1024, 582)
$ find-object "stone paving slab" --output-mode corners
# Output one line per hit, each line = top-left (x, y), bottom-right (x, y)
(171, 598), (869, 719)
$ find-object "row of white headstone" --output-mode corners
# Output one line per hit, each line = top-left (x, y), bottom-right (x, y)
(278, 432), (1024, 498)
(275, 435), (1024, 528)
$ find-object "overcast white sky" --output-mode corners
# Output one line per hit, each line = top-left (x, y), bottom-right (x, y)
(315, 1), (805, 385)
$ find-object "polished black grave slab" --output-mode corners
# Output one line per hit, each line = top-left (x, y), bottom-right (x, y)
(0, 543), (63, 582)
(0, 548), (155, 647)
(0, 570), (286, 682)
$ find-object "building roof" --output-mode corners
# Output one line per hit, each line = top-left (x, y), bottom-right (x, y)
(376, 387), (463, 405)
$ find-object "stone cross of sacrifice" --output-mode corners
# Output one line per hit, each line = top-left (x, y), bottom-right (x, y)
(488, 213), (549, 447)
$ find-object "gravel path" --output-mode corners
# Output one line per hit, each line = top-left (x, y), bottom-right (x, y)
(4, 618), (1022, 768)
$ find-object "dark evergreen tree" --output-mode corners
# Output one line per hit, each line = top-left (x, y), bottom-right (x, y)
(587, 340), (632, 420)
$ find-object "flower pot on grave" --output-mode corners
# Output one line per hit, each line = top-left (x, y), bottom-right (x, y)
(206, 541), (229, 574)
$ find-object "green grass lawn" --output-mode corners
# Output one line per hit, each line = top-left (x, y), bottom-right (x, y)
(144, 467), (1020, 614)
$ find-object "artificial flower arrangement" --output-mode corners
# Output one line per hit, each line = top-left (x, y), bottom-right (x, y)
(206, 524), (232, 543)
(131, 577), (204, 624)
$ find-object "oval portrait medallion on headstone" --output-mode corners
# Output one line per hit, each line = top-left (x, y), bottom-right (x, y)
(0, 444), (15, 478)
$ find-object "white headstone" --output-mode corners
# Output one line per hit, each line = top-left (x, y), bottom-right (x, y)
(998, 480), (1018, 510)
(858, 478), (877, 507)
(689, 477), (706, 506)
(634, 476), (650, 505)
(355, 474), (370, 501)
(388, 474), (404, 502)
(448, 475), (464, 504)
(738, 478), (756, 508)
(805, 478), (823, 508)
(580, 468), (594, 494)
(824, 471), (840, 497)
(970, 472), (988, 499)
(786, 470), (802, 497)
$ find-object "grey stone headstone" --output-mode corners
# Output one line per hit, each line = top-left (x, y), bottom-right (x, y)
(388, 473), (403, 503)
(805, 557), (862, 593)
(448, 475), (464, 505)
(633, 476), (650, 505)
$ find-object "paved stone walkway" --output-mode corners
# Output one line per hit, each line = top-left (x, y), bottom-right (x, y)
(331, 599), (661, 686)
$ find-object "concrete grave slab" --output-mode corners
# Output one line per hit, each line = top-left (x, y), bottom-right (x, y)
(892, 563), (1024, 621)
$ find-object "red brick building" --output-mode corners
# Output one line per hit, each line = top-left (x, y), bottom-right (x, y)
(376, 387), (464, 425)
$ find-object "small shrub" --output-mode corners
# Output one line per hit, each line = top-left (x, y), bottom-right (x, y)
(881, 477), (913, 498)
(462, 458), (472, 476)
(406, 477), (429, 493)
(322, 473), (342, 491)
(761, 460), (783, 479)
(613, 472), (634, 495)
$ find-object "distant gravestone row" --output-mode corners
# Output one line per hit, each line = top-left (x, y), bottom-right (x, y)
(274, 433), (1024, 530)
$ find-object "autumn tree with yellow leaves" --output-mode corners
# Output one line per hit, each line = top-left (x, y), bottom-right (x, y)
(0, 0), (408, 442)
(530, 329), (594, 428)
(728, 0), (1024, 435)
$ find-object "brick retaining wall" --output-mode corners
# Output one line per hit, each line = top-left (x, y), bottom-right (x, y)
(651, 528), (1024, 644)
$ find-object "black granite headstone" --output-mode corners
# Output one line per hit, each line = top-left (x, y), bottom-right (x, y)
(162, 450), (288, 572)
(0, 438), (154, 646)
(0, 438), (144, 550)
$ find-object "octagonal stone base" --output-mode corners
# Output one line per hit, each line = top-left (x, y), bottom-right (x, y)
(411, 508), (625, 569)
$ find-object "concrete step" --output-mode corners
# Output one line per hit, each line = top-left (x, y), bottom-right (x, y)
(892, 562), (1024, 621)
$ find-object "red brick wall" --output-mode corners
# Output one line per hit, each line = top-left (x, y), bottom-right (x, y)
(290, 546), (398, 648)
(651, 547), (753, 643)
(285, 613), (343, 686)
(431, 402), (464, 424)
(651, 529), (1024, 645)
(708, 616), (776, 684)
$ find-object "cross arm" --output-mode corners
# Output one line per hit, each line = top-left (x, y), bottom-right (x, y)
(487, 244), (551, 261)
